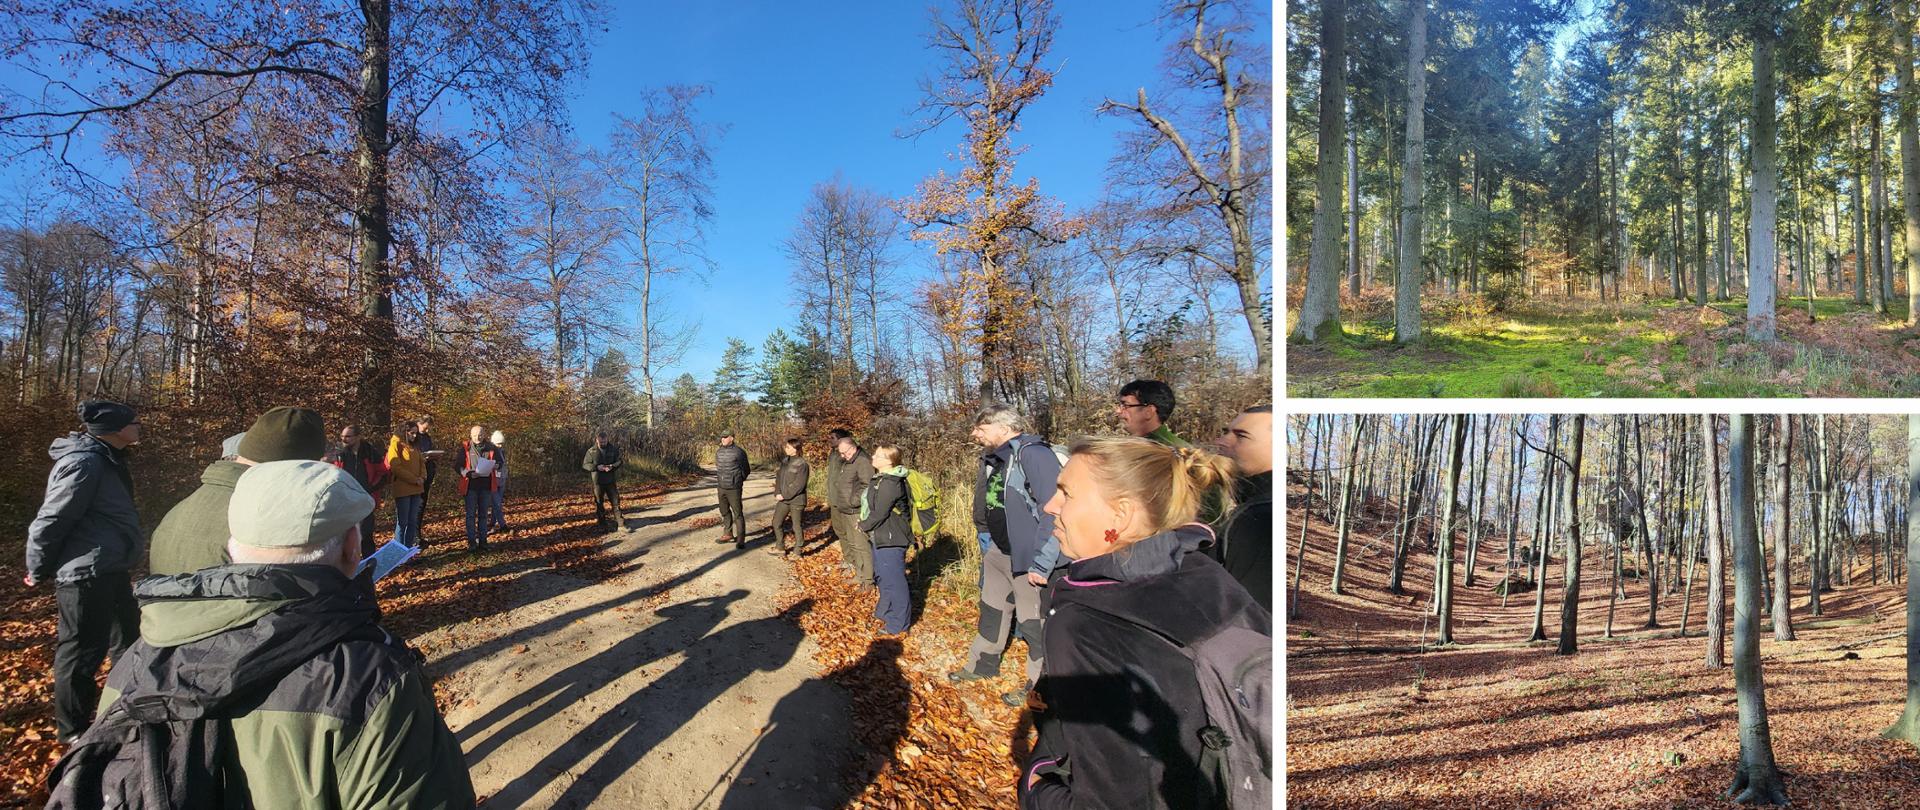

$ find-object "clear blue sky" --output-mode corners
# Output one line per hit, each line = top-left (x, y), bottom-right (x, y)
(2, 0), (1270, 384)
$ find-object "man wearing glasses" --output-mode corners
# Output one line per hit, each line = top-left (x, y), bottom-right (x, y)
(1114, 379), (1192, 448)
(23, 400), (146, 744)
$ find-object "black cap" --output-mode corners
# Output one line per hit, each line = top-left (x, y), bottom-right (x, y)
(237, 407), (328, 462)
(80, 400), (136, 435)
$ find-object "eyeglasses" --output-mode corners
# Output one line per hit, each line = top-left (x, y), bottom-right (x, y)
(1115, 401), (1152, 410)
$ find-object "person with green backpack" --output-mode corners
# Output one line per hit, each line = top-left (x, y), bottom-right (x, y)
(857, 443), (919, 634)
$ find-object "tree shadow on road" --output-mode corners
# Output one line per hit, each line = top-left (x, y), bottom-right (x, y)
(483, 598), (818, 808)
(716, 637), (908, 810)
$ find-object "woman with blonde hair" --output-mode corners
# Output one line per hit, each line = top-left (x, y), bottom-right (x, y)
(1020, 437), (1271, 810)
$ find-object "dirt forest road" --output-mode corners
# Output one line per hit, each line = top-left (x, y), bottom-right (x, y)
(416, 470), (852, 809)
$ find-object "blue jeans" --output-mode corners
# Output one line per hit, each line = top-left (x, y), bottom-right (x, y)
(394, 495), (424, 548)
(464, 487), (492, 549)
(489, 480), (507, 529)
(874, 545), (911, 634)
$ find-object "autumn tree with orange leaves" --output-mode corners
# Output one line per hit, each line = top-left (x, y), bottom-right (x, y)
(901, 0), (1079, 404)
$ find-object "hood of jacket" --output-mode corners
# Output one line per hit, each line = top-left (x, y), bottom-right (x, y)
(122, 565), (384, 711)
(50, 431), (116, 463)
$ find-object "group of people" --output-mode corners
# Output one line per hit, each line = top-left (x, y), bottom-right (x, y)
(25, 401), (477, 806)
(24, 374), (1274, 808)
(693, 378), (1275, 807)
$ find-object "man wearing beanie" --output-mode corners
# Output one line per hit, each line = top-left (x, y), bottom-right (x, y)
(149, 406), (327, 576)
(46, 461), (474, 808)
(24, 400), (145, 744)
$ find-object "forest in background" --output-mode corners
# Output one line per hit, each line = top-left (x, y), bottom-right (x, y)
(1285, 0), (1920, 397)
(1285, 413), (1920, 807)
(0, 0), (1272, 535)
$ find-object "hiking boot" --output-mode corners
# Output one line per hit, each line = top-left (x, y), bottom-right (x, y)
(1000, 690), (1026, 707)
(947, 669), (991, 684)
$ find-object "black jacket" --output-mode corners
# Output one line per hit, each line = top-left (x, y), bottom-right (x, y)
(1021, 525), (1271, 810)
(1218, 472), (1273, 611)
(833, 449), (873, 515)
(857, 472), (913, 550)
(26, 433), (142, 584)
(715, 443), (750, 490)
(583, 443), (623, 486)
(775, 455), (810, 502)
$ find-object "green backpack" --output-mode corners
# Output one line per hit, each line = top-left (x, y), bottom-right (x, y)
(861, 469), (940, 541)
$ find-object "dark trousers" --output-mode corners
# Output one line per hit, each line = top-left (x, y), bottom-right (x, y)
(421, 468), (437, 512)
(834, 510), (874, 585)
(874, 546), (911, 633)
(716, 486), (746, 540)
(594, 481), (623, 529)
(464, 487), (492, 550)
(53, 576), (139, 739)
(771, 498), (804, 550)
(359, 512), (378, 558)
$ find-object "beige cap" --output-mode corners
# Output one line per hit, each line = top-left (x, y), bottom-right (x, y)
(229, 460), (374, 548)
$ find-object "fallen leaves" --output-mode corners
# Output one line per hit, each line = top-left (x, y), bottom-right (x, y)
(774, 520), (1030, 809)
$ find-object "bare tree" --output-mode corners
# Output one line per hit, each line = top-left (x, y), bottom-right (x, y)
(504, 124), (618, 385)
(1102, 0), (1273, 375)
(0, 0), (598, 430)
(600, 85), (719, 428)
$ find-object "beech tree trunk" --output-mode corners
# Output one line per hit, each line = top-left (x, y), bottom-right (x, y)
(1726, 413), (1789, 804)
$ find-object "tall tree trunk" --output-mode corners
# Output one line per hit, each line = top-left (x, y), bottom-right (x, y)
(1727, 413), (1789, 804)
(1348, 76), (1363, 298)
(1393, 0), (1426, 343)
(1895, 7), (1920, 324)
(1884, 413), (1920, 746)
(1704, 414), (1729, 669)
(1556, 415), (1586, 656)
(1747, 31), (1780, 342)
(1772, 414), (1797, 641)
(1465, 416), (1491, 587)
(354, 0), (396, 433)
(1295, 0), (1346, 342)
(1332, 415), (1365, 595)
(1436, 414), (1469, 645)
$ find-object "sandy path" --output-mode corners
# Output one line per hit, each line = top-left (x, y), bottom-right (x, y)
(417, 470), (850, 809)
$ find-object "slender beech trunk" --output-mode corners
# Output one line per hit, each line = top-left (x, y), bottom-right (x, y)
(1704, 414), (1729, 669)
(1727, 413), (1789, 804)
(1772, 414), (1796, 641)
(1436, 414), (1469, 646)
(1556, 415), (1586, 656)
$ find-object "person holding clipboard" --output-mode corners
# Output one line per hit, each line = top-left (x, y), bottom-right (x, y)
(455, 425), (502, 552)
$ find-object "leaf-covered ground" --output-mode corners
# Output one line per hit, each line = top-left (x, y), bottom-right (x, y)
(0, 482), (675, 807)
(1286, 292), (1920, 398)
(780, 529), (1035, 808)
(1285, 482), (1920, 809)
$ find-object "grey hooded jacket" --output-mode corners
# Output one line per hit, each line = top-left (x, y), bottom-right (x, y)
(26, 432), (144, 584)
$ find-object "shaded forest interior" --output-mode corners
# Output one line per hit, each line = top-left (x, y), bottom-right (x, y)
(1286, 0), (1920, 397)
(1285, 414), (1920, 809)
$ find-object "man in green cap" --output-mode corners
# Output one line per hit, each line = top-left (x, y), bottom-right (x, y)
(148, 406), (328, 576)
(47, 460), (473, 808)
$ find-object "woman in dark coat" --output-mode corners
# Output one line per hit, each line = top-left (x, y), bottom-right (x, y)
(1019, 437), (1270, 810)
(856, 443), (914, 635)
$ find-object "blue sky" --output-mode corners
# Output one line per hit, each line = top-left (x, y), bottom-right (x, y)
(1, 0), (1270, 384)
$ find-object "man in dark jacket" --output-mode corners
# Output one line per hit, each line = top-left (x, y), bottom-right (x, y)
(49, 459), (473, 808)
(823, 428), (852, 574)
(832, 435), (875, 588)
(412, 415), (439, 511)
(23, 400), (145, 744)
(1214, 404), (1274, 610)
(583, 431), (626, 533)
(951, 403), (1061, 706)
(769, 438), (809, 556)
(150, 406), (328, 575)
(714, 432), (750, 546)
(331, 423), (388, 557)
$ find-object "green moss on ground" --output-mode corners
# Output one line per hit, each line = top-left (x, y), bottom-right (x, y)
(1288, 296), (1908, 398)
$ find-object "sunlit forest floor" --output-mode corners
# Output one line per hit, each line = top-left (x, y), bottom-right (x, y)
(1284, 476), (1920, 809)
(1287, 290), (1920, 397)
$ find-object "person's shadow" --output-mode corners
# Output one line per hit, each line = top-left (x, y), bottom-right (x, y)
(485, 597), (817, 808)
(716, 637), (908, 810)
